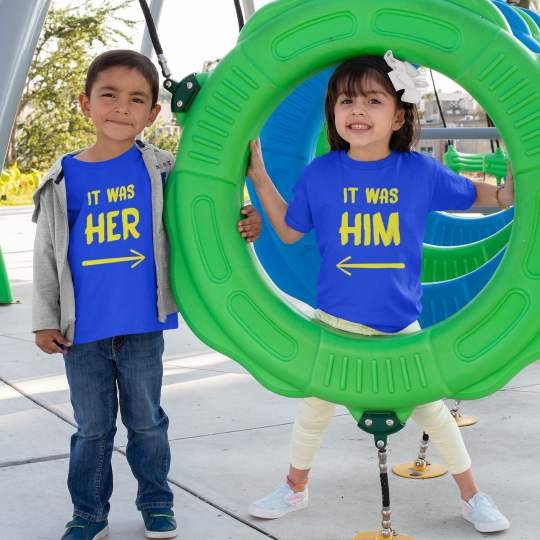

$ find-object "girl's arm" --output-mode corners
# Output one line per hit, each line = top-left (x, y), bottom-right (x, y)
(472, 164), (514, 209)
(247, 140), (304, 244)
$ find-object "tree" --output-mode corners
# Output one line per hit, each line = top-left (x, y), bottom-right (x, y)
(144, 119), (180, 156)
(6, 1), (135, 171)
(507, 0), (532, 7)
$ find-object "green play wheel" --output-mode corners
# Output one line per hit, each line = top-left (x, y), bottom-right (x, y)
(165, 0), (540, 422)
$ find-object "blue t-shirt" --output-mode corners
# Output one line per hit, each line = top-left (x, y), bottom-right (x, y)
(63, 145), (178, 344)
(285, 150), (476, 332)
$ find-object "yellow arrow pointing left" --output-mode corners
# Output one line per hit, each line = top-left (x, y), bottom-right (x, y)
(82, 249), (145, 269)
(337, 256), (405, 276)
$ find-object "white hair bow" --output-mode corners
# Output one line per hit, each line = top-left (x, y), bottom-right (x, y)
(384, 50), (429, 104)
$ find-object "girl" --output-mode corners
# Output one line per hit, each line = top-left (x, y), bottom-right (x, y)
(242, 51), (513, 534)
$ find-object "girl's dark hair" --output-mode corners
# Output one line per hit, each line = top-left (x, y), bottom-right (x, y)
(85, 50), (159, 107)
(324, 56), (420, 152)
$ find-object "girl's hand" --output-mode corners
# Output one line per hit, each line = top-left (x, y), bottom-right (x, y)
(247, 139), (268, 185)
(35, 329), (72, 354)
(238, 204), (262, 243)
(498, 162), (515, 208)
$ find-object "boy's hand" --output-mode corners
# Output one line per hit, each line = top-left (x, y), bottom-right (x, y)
(238, 204), (262, 243)
(35, 330), (72, 354)
(247, 139), (268, 185)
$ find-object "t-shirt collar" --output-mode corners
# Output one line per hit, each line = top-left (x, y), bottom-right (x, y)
(339, 149), (398, 171)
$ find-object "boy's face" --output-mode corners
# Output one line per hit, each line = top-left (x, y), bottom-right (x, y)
(79, 66), (160, 145)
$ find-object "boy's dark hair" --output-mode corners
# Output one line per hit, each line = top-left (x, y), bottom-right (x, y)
(324, 56), (420, 153)
(85, 49), (160, 107)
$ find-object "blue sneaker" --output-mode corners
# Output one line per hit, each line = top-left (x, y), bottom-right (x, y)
(61, 517), (109, 540)
(141, 508), (177, 539)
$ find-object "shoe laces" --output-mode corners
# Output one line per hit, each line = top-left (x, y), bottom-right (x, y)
(469, 492), (500, 515)
(263, 484), (297, 506)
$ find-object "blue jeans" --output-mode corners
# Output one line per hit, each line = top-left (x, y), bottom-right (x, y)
(63, 331), (173, 522)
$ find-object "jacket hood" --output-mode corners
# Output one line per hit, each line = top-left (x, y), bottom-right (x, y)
(32, 150), (79, 223)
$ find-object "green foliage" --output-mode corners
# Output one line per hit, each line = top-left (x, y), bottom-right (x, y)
(508, 0), (533, 7)
(143, 118), (180, 157)
(7, 1), (136, 172)
(0, 164), (42, 204)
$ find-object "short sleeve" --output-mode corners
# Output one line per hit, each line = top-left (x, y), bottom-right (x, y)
(429, 159), (477, 211)
(285, 167), (313, 233)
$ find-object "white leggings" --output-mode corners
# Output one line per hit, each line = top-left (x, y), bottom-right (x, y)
(289, 311), (472, 475)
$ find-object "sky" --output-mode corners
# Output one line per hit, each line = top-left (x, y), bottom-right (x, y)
(52, 0), (468, 94)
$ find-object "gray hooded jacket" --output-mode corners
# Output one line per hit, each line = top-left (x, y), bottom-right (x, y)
(32, 140), (178, 342)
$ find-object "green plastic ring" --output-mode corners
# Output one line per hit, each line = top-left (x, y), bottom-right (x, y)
(165, 0), (540, 422)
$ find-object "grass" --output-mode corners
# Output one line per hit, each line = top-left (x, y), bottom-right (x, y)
(0, 194), (33, 206)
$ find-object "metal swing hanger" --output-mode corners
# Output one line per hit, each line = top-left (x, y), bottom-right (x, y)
(138, 1), (257, 113)
(137, 0), (200, 113)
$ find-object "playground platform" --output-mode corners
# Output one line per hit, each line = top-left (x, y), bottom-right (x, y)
(1, 205), (538, 540)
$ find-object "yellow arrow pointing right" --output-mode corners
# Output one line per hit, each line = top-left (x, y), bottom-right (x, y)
(82, 249), (145, 269)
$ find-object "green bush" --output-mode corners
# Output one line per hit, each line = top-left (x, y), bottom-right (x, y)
(0, 164), (42, 205)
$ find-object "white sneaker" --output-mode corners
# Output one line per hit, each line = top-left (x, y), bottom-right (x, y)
(248, 484), (309, 519)
(462, 492), (510, 533)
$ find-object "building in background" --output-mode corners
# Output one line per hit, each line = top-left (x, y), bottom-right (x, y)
(418, 90), (500, 163)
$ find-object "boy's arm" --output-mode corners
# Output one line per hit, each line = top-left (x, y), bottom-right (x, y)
(247, 140), (303, 244)
(32, 201), (71, 353)
(238, 205), (262, 243)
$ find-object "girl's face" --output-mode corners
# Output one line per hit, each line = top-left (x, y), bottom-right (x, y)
(333, 78), (405, 161)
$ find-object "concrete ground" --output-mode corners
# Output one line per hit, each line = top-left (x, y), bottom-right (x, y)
(1, 205), (539, 540)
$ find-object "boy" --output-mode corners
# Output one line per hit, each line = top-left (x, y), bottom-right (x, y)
(32, 50), (261, 540)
